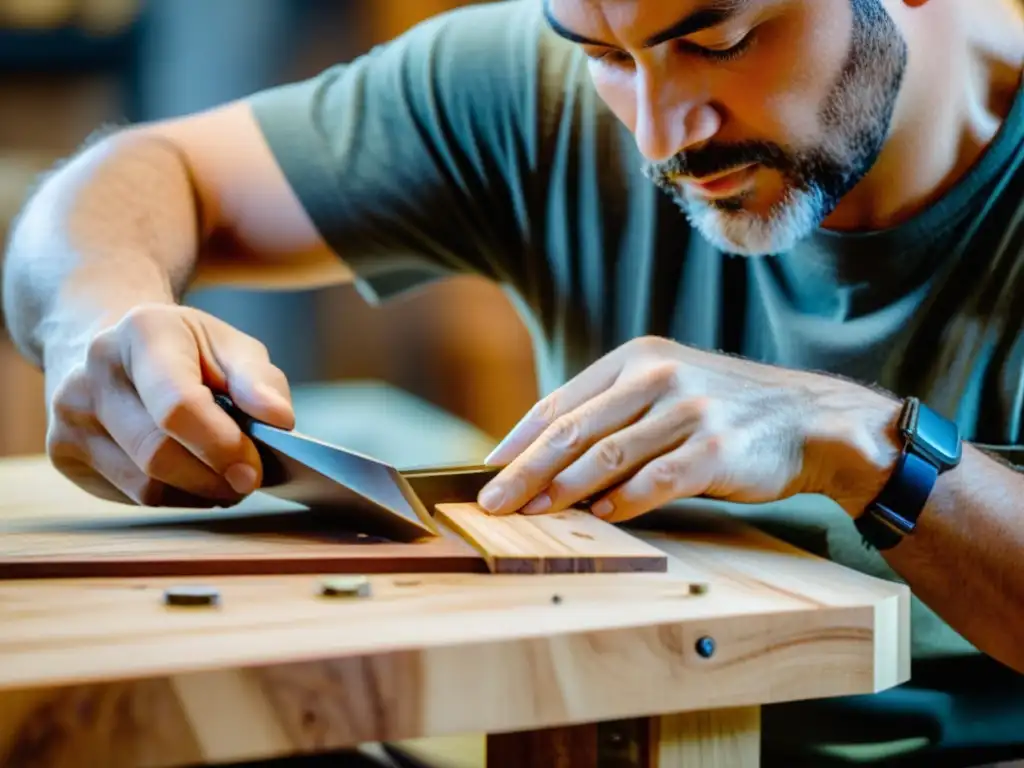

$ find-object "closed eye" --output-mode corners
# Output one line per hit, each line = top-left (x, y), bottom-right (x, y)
(585, 47), (634, 67)
(678, 29), (756, 62)
(585, 28), (757, 68)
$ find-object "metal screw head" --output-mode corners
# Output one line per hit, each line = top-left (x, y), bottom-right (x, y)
(695, 636), (716, 658)
(164, 585), (220, 607)
(320, 576), (371, 598)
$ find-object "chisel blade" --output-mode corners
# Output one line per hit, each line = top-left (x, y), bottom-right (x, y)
(215, 394), (499, 541)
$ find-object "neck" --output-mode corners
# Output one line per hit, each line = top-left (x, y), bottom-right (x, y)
(821, 0), (1024, 233)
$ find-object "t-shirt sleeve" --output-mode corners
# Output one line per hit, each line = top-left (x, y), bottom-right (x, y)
(246, 0), (568, 304)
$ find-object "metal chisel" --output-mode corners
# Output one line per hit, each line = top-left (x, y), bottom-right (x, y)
(215, 394), (500, 540)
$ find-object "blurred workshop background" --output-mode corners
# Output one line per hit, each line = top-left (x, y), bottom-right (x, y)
(0, 0), (538, 464)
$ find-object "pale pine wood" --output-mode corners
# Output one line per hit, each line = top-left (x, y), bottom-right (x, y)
(389, 735), (486, 768)
(0, 544), (908, 765)
(628, 509), (914, 694)
(435, 503), (669, 574)
(0, 457), (671, 578)
(171, 670), (294, 763)
(0, 456), (910, 766)
(654, 707), (760, 767)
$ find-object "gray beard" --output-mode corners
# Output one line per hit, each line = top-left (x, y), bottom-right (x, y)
(643, 0), (908, 257)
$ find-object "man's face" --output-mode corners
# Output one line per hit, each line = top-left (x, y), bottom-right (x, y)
(544, 0), (909, 256)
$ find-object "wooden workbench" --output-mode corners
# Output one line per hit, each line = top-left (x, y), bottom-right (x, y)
(0, 454), (911, 767)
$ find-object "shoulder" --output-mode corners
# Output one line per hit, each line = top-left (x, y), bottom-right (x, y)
(248, 1), (588, 118)
(245, 0), (614, 187)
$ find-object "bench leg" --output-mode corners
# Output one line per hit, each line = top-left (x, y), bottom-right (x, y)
(486, 706), (760, 767)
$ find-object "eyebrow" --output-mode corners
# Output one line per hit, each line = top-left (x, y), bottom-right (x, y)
(542, 0), (749, 49)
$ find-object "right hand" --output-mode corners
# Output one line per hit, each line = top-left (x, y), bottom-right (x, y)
(45, 303), (295, 507)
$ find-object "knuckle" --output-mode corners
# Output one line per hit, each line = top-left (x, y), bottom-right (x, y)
(84, 330), (120, 374)
(632, 335), (670, 355)
(645, 362), (680, 392)
(247, 338), (271, 361)
(130, 428), (173, 476)
(50, 367), (97, 429)
(547, 414), (583, 450)
(116, 304), (161, 339)
(689, 394), (714, 415)
(701, 433), (724, 459)
(46, 422), (83, 462)
(134, 478), (169, 507)
(594, 438), (626, 471)
(668, 396), (712, 429)
(649, 459), (684, 490)
(530, 394), (560, 427)
(153, 389), (209, 434)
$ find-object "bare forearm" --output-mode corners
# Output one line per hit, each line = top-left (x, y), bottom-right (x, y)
(1, 131), (199, 377)
(883, 444), (1024, 671)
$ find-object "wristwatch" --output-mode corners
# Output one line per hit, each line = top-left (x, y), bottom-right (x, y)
(855, 397), (962, 551)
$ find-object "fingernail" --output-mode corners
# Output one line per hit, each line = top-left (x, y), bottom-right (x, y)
(257, 383), (291, 410)
(484, 443), (508, 466)
(522, 493), (551, 515)
(225, 463), (258, 495)
(478, 483), (505, 513)
(591, 499), (614, 518)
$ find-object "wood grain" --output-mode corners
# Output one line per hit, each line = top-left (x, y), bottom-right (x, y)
(486, 707), (759, 768)
(0, 518), (908, 766)
(487, 721), (600, 767)
(435, 503), (668, 574)
(0, 456), (490, 578)
(0, 457), (669, 579)
(0, 456), (910, 766)
(0, 509), (487, 579)
(654, 706), (759, 767)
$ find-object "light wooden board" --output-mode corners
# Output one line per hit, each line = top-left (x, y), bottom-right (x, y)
(0, 511), (910, 766)
(483, 706), (760, 768)
(0, 454), (910, 766)
(435, 503), (669, 574)
(394, 706), (762, 768)
(0, 457), (664, 579)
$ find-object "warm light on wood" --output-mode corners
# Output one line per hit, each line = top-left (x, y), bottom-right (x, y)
(0, 453), (909, 766)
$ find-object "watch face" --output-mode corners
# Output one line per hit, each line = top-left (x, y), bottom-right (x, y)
(913, 403), (963, 469)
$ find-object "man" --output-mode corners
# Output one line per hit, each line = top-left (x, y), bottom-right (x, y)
(3, 0), (1024, 762)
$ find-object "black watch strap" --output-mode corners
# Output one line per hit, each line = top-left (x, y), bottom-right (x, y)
(856, 397), (961, 551)
(855, 450), (940, 550)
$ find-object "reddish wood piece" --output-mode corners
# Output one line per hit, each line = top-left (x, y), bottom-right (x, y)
(0, 507), (487, 579)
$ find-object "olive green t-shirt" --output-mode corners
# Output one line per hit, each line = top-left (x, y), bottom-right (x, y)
(248, 0), (1024, 663)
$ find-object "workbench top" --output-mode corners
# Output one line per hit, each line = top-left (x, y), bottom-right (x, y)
(0, 454), (911, 767)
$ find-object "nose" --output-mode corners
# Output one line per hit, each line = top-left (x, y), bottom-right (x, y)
(632, 69), (720, 162)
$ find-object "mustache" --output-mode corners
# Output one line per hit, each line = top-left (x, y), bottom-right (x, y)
(644, 140), (794, 181)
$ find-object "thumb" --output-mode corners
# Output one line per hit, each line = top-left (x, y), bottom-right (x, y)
(190, 313), (296, 431)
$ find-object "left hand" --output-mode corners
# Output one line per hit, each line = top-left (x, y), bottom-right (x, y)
(476, 336), (902, 523)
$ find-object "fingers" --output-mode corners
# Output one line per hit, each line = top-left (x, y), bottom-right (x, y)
(477, 371), (673, 515)
(47, 304), (296, 507)
(482, 348), (630, 466)
(116, 311), (261, 489)
(91, 364), (241, 502)
(49, 421), (227, 508)
(519, 397), (710, 515)
(589, 436), (719, 524)
(194, 312), (295, 430)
